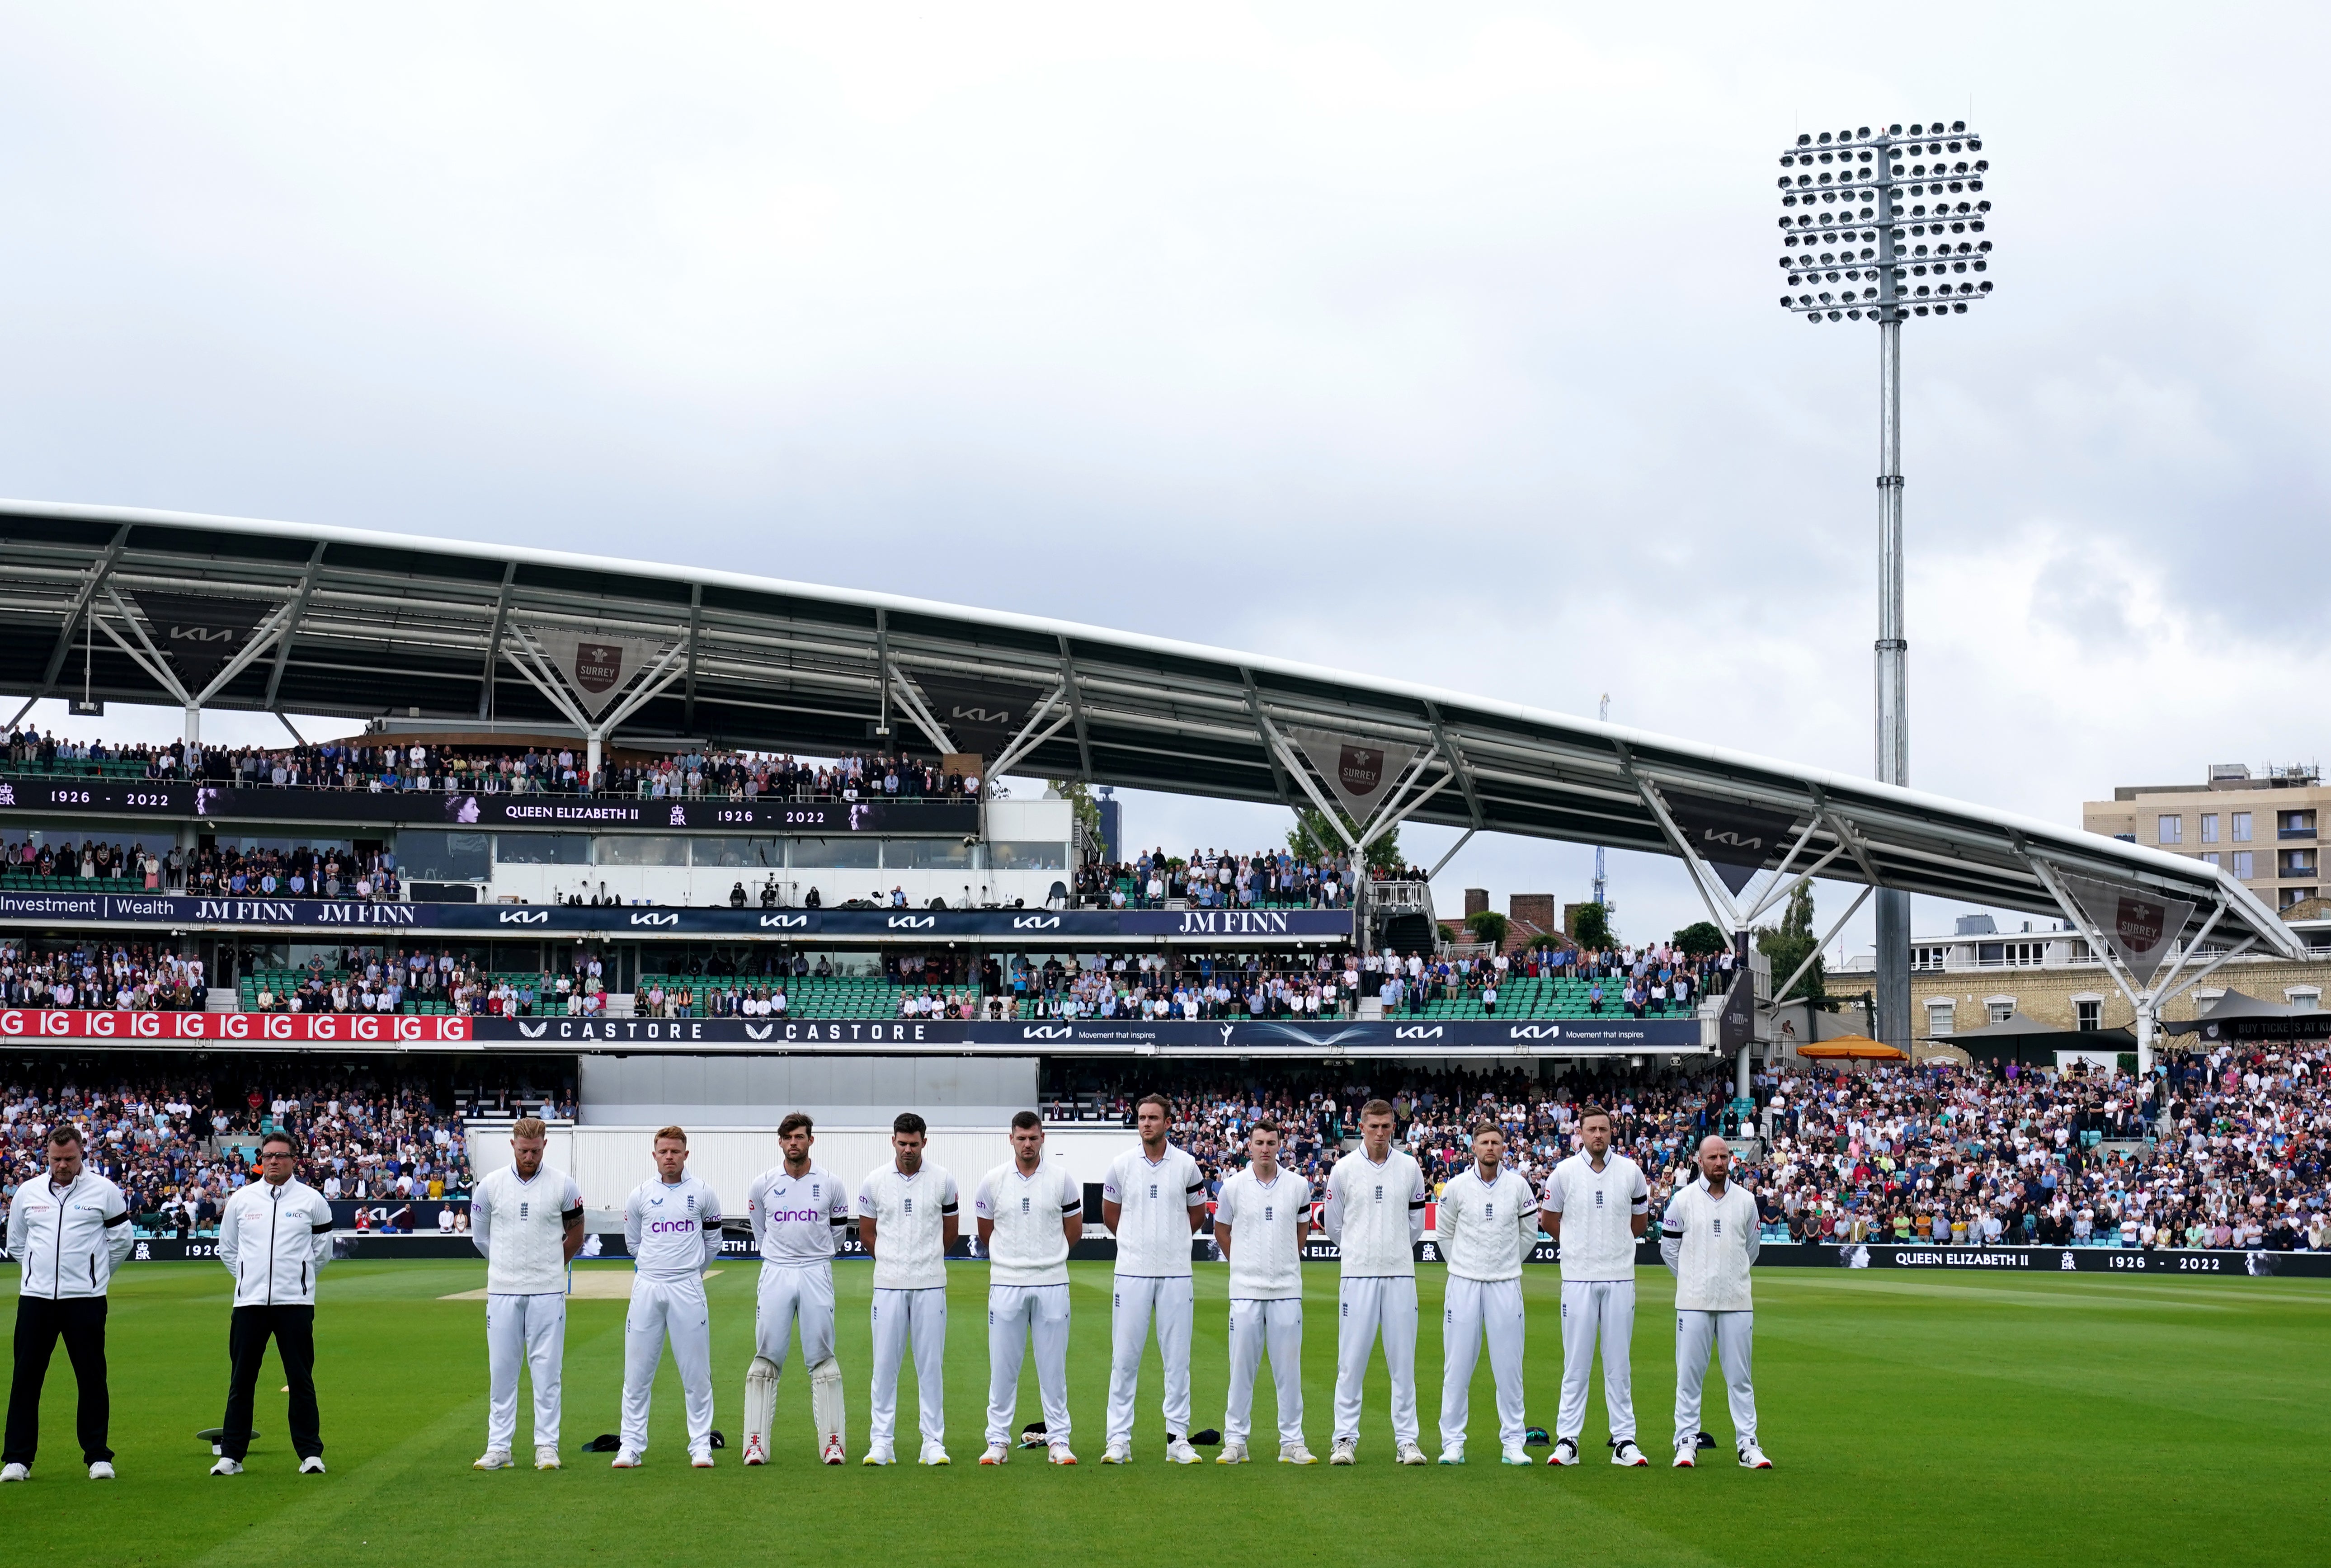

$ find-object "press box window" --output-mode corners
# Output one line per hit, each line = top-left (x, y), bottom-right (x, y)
(988, 840), (1070, 872)
(494, 834), (590, 865)
(692, 837), (786, 868)
(885, 838), (973, 869)
(396, 830), (491, 882)
(594, 836), (688, 866)
(791, 837), (879, 869)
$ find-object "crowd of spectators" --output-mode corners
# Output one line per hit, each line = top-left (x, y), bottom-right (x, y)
(1077, 846), (1357, 910)
(0, 940), (208, 1011)
(253, 948), (610, 1018)
(0, 1065), (572, 1234)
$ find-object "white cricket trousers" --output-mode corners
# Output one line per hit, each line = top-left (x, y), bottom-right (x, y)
(1673, 1309), (1756, 1449)
(622, 1274), (714, 1455)
(485, 1292), (565, 1451)
(1332, 1275), (1419, 1446)
(985, 1283), (1071, 1448)
(1224, 1297), (1303, 1446)
(869, 1286), (947, 1450)
(1557, 1277), (1636, 1442)
(1105, 1274), (1193, 1447)
(756, 1262), (836, 1369)
(1439, 1274), (1526, 1452)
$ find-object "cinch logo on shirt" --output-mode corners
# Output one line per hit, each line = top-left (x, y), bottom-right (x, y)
(768, 1209), (824, 1224)
(647, 1218), (698, 1234)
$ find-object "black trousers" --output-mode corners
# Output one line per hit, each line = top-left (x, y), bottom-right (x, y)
(4, 1295), (111, 1467)
(221, 1304), (321, 1461)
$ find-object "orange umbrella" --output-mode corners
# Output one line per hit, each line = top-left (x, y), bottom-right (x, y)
(1794, 1035), (1907, 1060)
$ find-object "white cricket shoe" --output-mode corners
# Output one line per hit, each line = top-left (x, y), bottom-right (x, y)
(1100, 1442), (1130, 1464)
(688, 1448), (715, 1469)
(1395, 1441), (1428, 1466)
(0, 1462), (26, 1482)
(535, 1446), (561, 1471)
(1329, 1438), (1358, 1465)
(1738, 1442), (1772, 1470)
(88, 1461), (115, 1481)
(860, 1445), (894, 1466)
(1437, 1445), (1466, 1466)
(1164, 1438), (1199, 1464)
(1048, 1443), (1078, 1465)
(1548, 1436), (1580, 1467)
(919, 1441), (950, 1467)
(1612, 1439), (1649, 1468)
(298, 1455), (327, 1475)
(209, 1458), (242, 1476)
(1279, 1442), (1317, 1466)
(1500, 1445), (1530, 1466)
(1216, 1441), (1248, 1464)
(742, 1434), (768, 1467)
(979, 1443), (1009, 1465)
(473, 1449), (514, 1471)
(1672, 1442), (1695, 1469)
(821, 1434), (847, 1465)
(611, 1449), (643, 1469)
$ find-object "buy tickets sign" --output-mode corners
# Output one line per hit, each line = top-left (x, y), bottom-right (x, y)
(0, 1009), (474, 1043)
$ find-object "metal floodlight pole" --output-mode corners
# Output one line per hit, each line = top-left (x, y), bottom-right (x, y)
(1775, 116), (1994, 1057)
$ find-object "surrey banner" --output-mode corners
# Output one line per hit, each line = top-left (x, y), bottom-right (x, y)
(1289, 727), (1419, 826)
(2056, 872), (2196, 988)
(519, 626), (660, 719)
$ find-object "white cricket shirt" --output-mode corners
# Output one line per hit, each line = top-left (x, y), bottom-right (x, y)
(1323, 1149), (1427, 1279)
(747, 1164), (850, 1267)
(473, 1163), (582, 1295)
(974, 1158), (1082, 1287)
(1662, 1179), (1759, 1311)
(1543, 1151), (1649, 1283)
(1102, 1144), (1204, 1277)
(1433, 1165), (1538, 1282)
(624, 1175), (721, 1280)
(855, 1163), (958, 1290)
(1214, 1166), (1310, 1300)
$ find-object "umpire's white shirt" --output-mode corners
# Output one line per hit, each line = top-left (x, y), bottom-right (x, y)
(220, 1176), (336, 1307)
(975, 1159), (1080, 1287)
(1102, 1145), (1204, 1276)
(1543, 1152), (1648, 1282)
(1662, 1180), (1759, 1311)
(748, 1164), (850, 1265)
(472, 1164), (582, 1295)
(7, 1170), (131, 1299)
(1323, 1149), (1427, 1277)
(1434, 1166), (1538, 1283)
(1214, 1166), (1309, 1300)
(856, 1164), (957, 1290)
(623, 1175), (720, 1279)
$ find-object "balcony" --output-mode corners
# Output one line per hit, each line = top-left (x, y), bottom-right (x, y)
(2281, 827), (2317, 841)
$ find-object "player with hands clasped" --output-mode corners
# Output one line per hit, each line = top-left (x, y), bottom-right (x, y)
(470, 1116), (586, 1472)
(1432, 1123), (1539, 1467)
(212, 1130), (336, 1477)
(742, 1112), (852, 1468)
(1542, 1104), (1651, 1468)
(617, 1126), (722, 1469)
(2, 1124), (133, 1483)
(856, 1112), (958, 1467)
(1662, 1135), (1770, 1471)
(1212, 1120), (1314, 1465)
(1100, 1093), (1210, 1464)
(1322, 1098), (1429, 1465)
(974, 1111), (1083, 1466)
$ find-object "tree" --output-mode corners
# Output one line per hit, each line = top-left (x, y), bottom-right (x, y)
(1045, 779), (1104, 862)
(1673, 921), (1728, 959)
(1286, 806), (1403, 876)
(1571, 901), (1614, 951)
(1465, 910), (1510, 949)
(1754, 881), (1830, 1007)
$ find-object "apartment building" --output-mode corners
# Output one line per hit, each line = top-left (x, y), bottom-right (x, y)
(2083, 762), (2323, 910)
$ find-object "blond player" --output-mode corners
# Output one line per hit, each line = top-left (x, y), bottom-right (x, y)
(1542, 1104), (1650, 1468)
(1212, 1121), (1314, 1465)
(616, 1126), (721, 1468)
(470, 1117), (585, 1471)
(742, 1112), (851, 1466)
(974, 1111), (1083, 1465)
(1322, 1098), (1428, 1465)
(1663, 1135), (1769, 1470)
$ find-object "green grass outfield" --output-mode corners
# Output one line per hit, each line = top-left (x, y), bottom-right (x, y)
(3, 1260), (2326, 1567)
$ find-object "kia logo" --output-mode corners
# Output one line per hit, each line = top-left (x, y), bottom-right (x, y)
(630, 912), (679, 926)
(759, 914), (808, 928)
(1394, 1026), (1444, 1039)
(168, 626), (239, 642)
(1507, 1025), (1561, 1039)
(499, 910), (549, 924)
(886, 915), (935, 929)
(1021, 1026), (1072, 1039)
(949, 706), (1013, 724)
(1011, 915), (1060, 930)
(1700, 829), (1764, 851)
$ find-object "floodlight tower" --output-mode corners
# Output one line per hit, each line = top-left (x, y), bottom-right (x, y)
(1775, 118), (1993, 1053)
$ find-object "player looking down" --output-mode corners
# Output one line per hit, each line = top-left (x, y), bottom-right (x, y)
(743, 1112), (852, 1467)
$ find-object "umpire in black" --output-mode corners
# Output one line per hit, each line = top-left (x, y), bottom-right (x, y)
(3, 1123), (134, 1481)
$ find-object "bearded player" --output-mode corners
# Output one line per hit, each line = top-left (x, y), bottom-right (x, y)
(974, 1111), (1083, 1465)
(742, 1112), (851, 1466)
(1321, 1098), (1428, 1465)
(1542, 1104), (1650, 1468)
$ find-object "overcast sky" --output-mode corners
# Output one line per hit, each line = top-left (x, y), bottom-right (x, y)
(2, 4), (2326, 959)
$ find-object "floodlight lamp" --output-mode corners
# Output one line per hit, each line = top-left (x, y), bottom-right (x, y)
(1818, 131), (1833, 143)
(1857, 125), (1871, 138)
(1909, 122), (1923, 135)
(1967, 137), (1982, 151)
(1888, 122), (1902, 134)
(1951, 120), (1964, 133)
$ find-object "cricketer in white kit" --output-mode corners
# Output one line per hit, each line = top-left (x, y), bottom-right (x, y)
(1432, 1124), (1539, 1466)
(471, 1117), (585, 1472)
(1211, 1121), (1314, 1465)
(1321, 1098), (1428, 1466)
(1099, 1094), (1209, 1464)
(1542, 1104), (1651, 1469)
(742, 1111), (852, 1467)
(616, 1126), (722, 1468)
(1662, 1135), (1770, 1470)
(855, 1111), (959, 1467)
(973, 1111), (1083, 1466)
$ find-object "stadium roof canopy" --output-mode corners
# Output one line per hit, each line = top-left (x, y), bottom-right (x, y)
(0, 497), (2300, 964)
